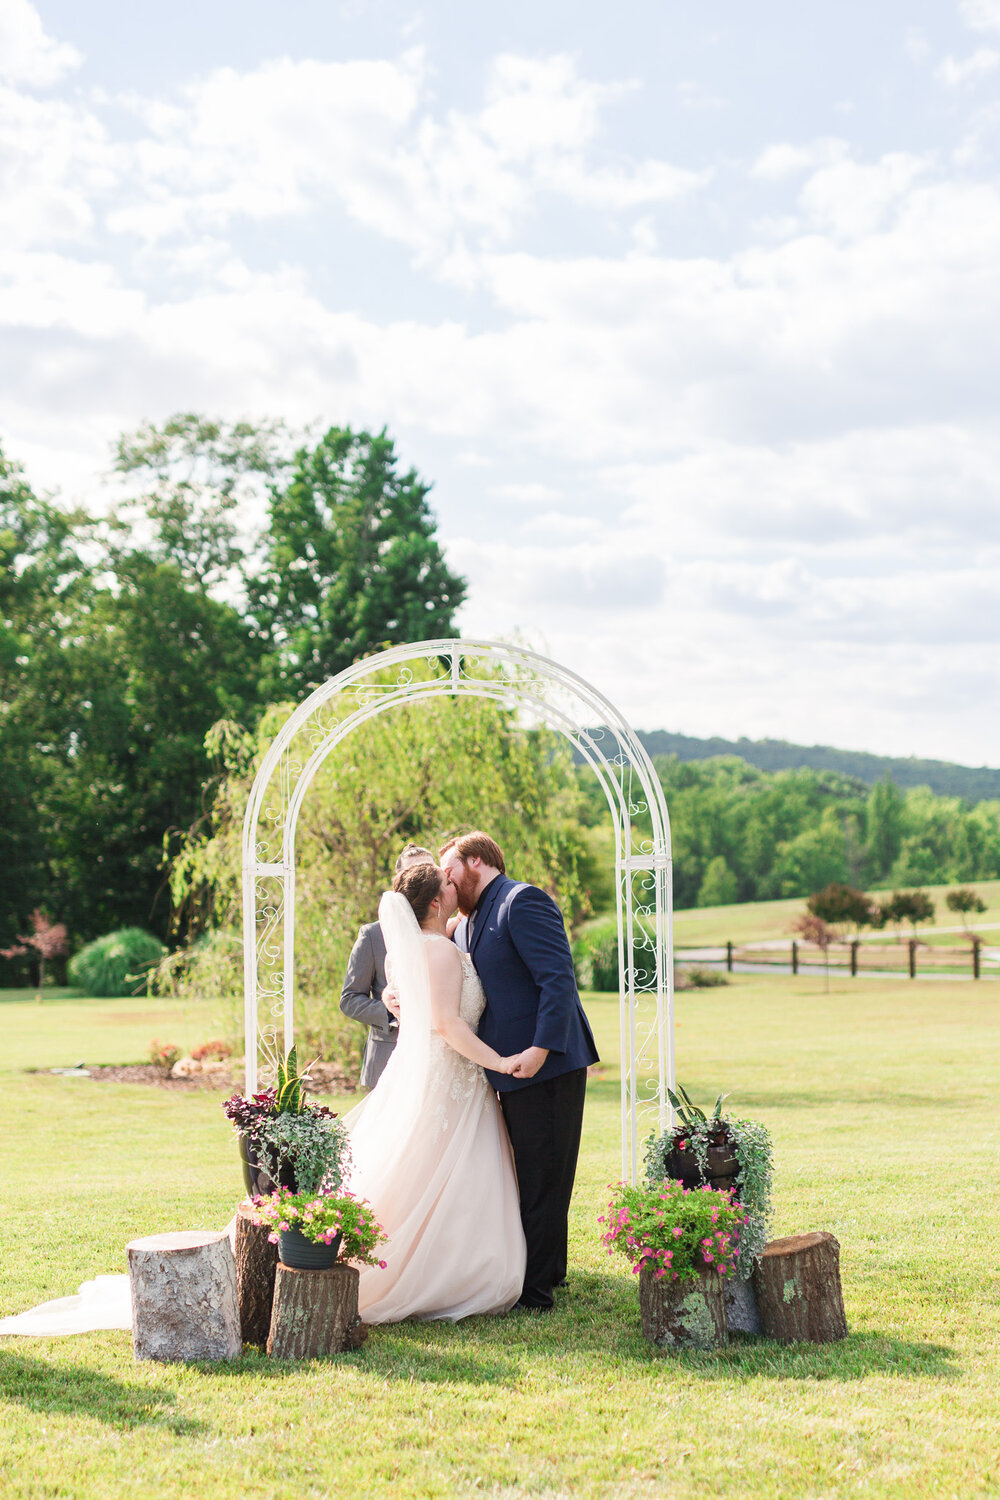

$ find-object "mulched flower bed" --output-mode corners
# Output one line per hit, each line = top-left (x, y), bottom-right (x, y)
(31, 1060), (358, 1094)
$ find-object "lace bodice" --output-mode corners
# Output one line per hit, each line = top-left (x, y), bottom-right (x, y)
(423, 935), (485, 1029)
(423, 936), (489, 1117)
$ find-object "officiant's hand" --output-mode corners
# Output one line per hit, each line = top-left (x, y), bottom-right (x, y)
(509, 1046), (549, 1079)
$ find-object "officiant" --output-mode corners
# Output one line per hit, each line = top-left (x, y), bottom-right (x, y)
(339, 843), (436, 1088)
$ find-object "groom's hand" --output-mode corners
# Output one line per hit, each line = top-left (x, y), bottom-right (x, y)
(510, 1046), (549, 1079)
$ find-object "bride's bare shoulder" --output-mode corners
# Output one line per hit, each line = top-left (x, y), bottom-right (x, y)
(424, 934), (462, 969)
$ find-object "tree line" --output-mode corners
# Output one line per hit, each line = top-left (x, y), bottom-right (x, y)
(635, 730), (1000, 805)
(0, 415), (464, 980)
(4, 413), (999, 986)
(611, 756), (1000, 912)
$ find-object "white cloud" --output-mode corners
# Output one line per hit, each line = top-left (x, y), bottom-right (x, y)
(750, 138), (847, 181)
(490, 481), (564, 504)
(3, 21), (1000, 761)
(797, 152), (928, 237)
(0, 85), (118, 250)
(936, 47), (1000, 86)
(960, 0), (1000, 32)
(0, 0), (81, 87)
(96, 49), (702, 267)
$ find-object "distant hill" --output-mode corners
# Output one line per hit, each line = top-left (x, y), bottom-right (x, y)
(633, 731), (1000, 804)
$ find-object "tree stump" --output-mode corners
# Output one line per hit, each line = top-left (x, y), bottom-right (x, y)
(235, 1203), (278, 1347)
(724, 1274), (762, 1335)
(127, 1229), (241, 1362)
(639, 1264), (727, 1350)
(267, 1263), (368, 1359)
(752, 1231), (847, 1344)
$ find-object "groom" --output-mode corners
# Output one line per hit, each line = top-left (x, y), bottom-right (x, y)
(440, 831), (599, 1311)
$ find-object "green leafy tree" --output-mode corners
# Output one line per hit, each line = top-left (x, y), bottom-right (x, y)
(252, 427), (466, 697)
(111, 413), (286, 591)
(0, 447), (91, 966)
(696, 855), (738, 908)
(43, 550), (265, 941)
(865, 773), (904, 879)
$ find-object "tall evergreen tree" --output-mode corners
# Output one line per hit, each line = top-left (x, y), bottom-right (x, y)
(866, 773), (904, 878)
(252, 427), (466, 698)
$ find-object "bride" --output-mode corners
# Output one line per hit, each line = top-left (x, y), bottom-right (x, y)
(346, 864), (526, 1322)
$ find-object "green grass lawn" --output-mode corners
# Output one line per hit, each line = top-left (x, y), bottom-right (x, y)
(674, 876), (1000, 948)
(2, 977), (1000, 1497)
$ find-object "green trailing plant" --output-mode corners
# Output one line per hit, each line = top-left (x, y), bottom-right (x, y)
(68, 928), (166, 997)
(644, 1086), (774, 1282)
(254, 1109), (351, 1196)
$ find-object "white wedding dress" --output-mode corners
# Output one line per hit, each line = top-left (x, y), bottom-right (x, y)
(345, 908), (526, 1323)
(0, 896), (525, 1337)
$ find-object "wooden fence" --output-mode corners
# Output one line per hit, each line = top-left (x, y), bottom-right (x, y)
(677, 937), (995, 980)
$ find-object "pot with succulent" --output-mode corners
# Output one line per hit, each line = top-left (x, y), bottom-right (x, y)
(644, 1084), (774, 1333)
(600, 1177), (746, 1349)
(223, 1043), (345, 1198)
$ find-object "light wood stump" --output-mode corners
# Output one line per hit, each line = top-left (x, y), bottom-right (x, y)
(753, 1231), (848, 1344)
(127, 1230), (241, 1362)
(235, 1203), (278, 1347)
(267, 1264), (368, 1359)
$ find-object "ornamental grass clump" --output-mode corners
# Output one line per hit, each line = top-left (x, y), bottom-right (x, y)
(252, 1186), (388, 1268)
(600, 1178), (745, 1282)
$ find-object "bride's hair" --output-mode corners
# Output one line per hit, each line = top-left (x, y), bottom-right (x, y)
(392, 862), (444, 926)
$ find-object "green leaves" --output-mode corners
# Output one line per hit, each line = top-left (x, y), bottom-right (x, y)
(665, 1082), (729, 1128)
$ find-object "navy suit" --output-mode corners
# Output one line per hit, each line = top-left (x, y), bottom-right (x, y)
(456, 875), (599, 1307)
(455, 877), (598, 1090)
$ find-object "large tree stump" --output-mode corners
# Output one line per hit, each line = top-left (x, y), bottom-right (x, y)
(267, 1264), (367, 1359)
(127, 1229), (241, 1362)
(235, 1202), (278, 1347)
(752, 1231), (848, 1344)
(639, 1264), (727, 1350)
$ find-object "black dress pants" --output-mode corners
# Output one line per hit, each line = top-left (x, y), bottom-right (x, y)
(499, 1066), (588, 1308)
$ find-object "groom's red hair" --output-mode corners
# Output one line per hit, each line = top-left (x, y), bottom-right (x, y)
(439, 831), (506, 875)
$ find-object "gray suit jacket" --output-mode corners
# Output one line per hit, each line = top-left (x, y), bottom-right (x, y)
(339, 922), (397, 1089)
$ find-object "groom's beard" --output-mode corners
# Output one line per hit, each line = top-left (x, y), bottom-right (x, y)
(452, 868), (479, 917)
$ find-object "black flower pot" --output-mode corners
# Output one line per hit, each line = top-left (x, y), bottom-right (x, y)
(664, 1140), (739, 1195)
(239, 1135), (297, 1198)
(278, 1227), (342, 1269)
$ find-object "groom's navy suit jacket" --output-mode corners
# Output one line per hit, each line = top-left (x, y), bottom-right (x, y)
(455, 875), (599, 1094)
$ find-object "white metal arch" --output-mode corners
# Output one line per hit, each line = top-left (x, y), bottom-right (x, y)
(241, 638), (674, 1182)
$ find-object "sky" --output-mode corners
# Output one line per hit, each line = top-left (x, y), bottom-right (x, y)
(3, 0), (1000, 767)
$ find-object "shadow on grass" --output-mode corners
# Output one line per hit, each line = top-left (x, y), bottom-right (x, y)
(358, 1321), (523, 1387)
(489, 1271), (961, 1383)
(0, 1349), (209, 1433)
(658, 1329), (961, 1381)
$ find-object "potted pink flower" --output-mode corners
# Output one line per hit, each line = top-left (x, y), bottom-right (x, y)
(600, 1177), (745, 1349)
(252, 1186), (388, 1272)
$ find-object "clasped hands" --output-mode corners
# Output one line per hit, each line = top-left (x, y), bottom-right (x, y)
(499, 1046), (548, 1079)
